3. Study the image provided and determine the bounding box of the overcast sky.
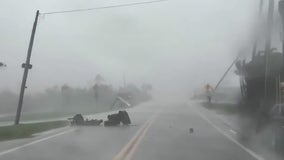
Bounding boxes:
[0,0,262,93]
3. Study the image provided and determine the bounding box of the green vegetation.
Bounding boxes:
[0,112,84,122]
[0,120,68,141]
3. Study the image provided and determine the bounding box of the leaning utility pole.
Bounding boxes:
[214,56,240,91]
[15,10,40,125]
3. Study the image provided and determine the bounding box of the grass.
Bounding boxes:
[0,112,78,122]
[200,101,239,115]
[0,120,68,141]
[0,109,110,122]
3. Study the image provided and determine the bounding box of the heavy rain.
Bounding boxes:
[0,0,283,160]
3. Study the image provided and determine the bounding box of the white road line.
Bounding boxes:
[32,126,70,136]
[0,128,75,157]
[192,108,265,160]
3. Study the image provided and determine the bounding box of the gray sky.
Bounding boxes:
[0,0,259,93]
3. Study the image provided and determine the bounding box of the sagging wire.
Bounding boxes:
[41,0,169,16]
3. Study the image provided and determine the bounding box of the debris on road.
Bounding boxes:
[104,110,131,126]
[68,114,103,126]
[69,110,131,127]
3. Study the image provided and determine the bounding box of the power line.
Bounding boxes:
[41,0,168,15]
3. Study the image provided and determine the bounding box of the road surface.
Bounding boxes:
[0,100,271,160]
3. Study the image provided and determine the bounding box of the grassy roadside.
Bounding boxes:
[200,101,239,115]
[0,112,80,122]
[0,120,68,141]
[0,109,110,122]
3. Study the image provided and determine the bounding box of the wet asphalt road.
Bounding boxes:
[0,100,262,160]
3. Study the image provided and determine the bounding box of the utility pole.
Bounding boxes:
[15,10,40,125]
[252,0,264,59]
[279,0,284,70]
[264,0,274,101]
[214,56,240,91]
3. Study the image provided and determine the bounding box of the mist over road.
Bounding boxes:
[0,100,267,160]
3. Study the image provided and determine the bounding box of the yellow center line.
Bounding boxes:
[113,116,156,160]
[125,118,155,160]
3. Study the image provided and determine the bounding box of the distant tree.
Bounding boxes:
[61,84,71,106]
[93,84,99,102]
[0,62,7,68]
[93,74,105,104]
[61,84,71,92]
[95,74,104,85]
[141,83,152,92]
